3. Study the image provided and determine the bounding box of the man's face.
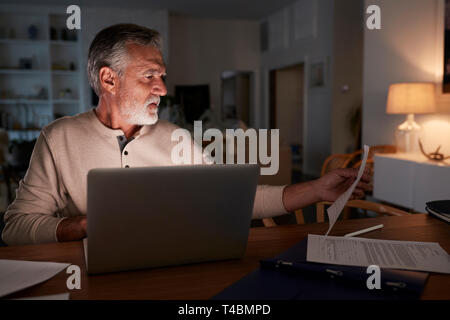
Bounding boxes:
[116,43,167,125]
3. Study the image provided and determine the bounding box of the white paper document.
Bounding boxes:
[0,260,70,298]
[325,145,369,236]
[306,234,450,274]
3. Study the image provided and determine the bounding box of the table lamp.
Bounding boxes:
[386,82,436,153]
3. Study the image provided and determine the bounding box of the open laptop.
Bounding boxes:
[83,164,259,274]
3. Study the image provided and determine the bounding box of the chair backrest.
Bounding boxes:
[321,145,396,174]
[262,144,399,227]
[320,152,360,176]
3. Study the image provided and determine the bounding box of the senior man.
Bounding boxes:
[2,24,370,246]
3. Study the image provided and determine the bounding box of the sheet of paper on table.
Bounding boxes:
[325,144,370,236]
[0,260,70,298]
[306,234,450,274]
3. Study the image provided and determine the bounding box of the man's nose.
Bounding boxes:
[152,77,167,96]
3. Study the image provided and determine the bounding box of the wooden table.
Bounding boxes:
[1,214,449,300]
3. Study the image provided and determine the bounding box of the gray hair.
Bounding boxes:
[87,24,161,96]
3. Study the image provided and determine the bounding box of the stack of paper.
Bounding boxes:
[0,260,70,298]
[307,234,450,274]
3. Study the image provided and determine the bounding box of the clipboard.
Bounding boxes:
[213,237,428,300]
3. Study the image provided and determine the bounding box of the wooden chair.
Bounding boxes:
[345,145,397,166]
[350,144,396,174]
[350,145,397,194]
[262,145,399,227]
[317,145,397,220]
[320,151,361,176]
[263,199,410,227]
[315,151,360,221]
[262,209,305,227]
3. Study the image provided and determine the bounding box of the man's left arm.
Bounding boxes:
[252,168,371,219]
[190,136,371,219]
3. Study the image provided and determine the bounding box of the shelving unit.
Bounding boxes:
[0,10,83,141]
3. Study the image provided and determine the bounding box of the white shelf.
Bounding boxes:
[374,154,450,212]
[0,10,83,137]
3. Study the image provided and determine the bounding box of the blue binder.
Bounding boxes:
[213,237,428,300]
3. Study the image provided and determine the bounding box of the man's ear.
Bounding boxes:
[99,67,118,95]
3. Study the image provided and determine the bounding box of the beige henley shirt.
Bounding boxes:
[2,109,287,245]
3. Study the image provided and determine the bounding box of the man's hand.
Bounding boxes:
[282,168,371,212]
[312,168,371,202]
[56,215,87,242]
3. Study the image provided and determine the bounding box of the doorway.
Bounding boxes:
[269,63,305,172]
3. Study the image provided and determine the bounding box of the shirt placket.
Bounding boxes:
[117,135,133,168]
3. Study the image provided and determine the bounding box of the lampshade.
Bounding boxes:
[386,83,436,114]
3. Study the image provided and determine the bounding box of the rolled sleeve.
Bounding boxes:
[252,185,288,219]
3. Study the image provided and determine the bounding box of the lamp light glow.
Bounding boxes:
[386,83,436,153]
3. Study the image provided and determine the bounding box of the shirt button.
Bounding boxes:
[119,136,124,141]
[124,151,128,155]
[125,165,130,168]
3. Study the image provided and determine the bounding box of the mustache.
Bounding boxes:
[147,96,160,106]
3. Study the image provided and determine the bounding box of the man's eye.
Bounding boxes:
[146,75,154,79]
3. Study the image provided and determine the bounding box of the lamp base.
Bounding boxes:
[395,114,421,153]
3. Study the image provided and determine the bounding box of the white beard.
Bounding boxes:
[119,96,160,125]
